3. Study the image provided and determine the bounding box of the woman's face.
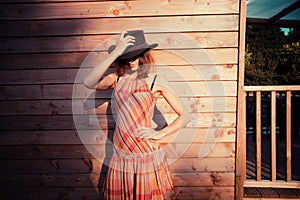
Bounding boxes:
[129,57,139,70]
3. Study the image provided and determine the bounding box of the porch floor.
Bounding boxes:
[244,133,300,199]
[244,187,300,199]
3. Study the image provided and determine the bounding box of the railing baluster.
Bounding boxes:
[244,86,300,188]
[256,91,261,181]
[286,91,292,182]
[243,91,247,183]
[271,91,277,182]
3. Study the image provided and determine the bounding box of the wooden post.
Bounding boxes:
[256,91,261,181]
[286,91,291,182]
[271,91,277,182]
[235,0,247,199]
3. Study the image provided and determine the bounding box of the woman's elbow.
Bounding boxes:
[83,79,95,89]
[183,111,191,127]
[178,109,191,128]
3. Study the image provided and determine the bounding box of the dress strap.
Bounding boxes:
[117,75,120,82]
[150,74,157,91]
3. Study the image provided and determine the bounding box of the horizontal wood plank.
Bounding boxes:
[88,112,236,129]
[0,15,239,37]
[0,115,85,131]
[0,96,237,115]
[245,85,300,92]
[165,186,234,199]
[170,157,235,172]
[0,0,115,2]
[0,32,238,53]
[0,0,239,19]
[0,65,237,85]
[0,187,105,200]
[170,142,235,158]
[0,81,237,100]
[0,142,235,159]
[0,186,234,200]
[88,96,237,115]
[173,172,235,187]
[0,157,235,173]
[0,49,238,69]
[0,128,236,145]
[0,172,235,188]
[0,52,88,69]
[0,112,236,130]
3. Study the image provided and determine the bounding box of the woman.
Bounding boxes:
[84,30,190,200]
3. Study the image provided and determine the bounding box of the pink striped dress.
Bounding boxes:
[104,72,173,200]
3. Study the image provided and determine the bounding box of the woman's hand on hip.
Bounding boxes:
[134,127,163,140]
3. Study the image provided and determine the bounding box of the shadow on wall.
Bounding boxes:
[0,2,129,200]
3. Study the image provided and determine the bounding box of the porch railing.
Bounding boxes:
[243,85,300,188]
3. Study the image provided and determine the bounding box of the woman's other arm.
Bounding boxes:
[136,76,191,140]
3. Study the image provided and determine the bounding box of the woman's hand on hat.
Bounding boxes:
[134,127,163,140]
[114,31,135,56]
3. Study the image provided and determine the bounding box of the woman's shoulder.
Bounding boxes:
[148,73,167,84]
[106,72,118,79]
[97,72,118,90]
[147,73,171,92]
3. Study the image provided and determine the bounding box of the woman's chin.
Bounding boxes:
[130,66,139,71]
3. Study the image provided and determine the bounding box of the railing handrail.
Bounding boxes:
[244,85,300,92]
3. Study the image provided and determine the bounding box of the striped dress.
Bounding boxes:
[105,72,173,200]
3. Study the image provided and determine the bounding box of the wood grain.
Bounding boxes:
[0,142,235,159]
[0,0,243,198]
[0,172,235,188]
[0,186,234,200]
[0,81,237,100]
[0,112,236,131]
[0,157,235,173]
[0,32,238,53]
[0,0,239,19]
[0,15,239,37]
[0,97,237,115]
[0,128,236,145]
[0,65,237,85]
[165,186,234,199]
[0,49,238,70]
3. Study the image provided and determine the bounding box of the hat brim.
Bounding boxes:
[108,43,158,60]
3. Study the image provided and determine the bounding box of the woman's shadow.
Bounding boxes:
[83,89,167,197]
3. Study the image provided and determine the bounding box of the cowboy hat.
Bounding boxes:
[108,30,158,60]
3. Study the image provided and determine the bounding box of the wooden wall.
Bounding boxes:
[0,0,244,199]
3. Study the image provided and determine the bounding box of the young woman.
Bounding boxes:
[84,30,190,200]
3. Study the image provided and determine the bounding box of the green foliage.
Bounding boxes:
[277,42,300,84]
[245,25,300,85]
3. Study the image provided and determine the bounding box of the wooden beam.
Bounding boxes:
[244,85,300,92]
[247,18,300,27]
[269,0,300,24]
[244,180,300,188]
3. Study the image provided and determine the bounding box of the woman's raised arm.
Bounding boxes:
[83,31,135,89]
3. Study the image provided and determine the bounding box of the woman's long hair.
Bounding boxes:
[114,50,155,78]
